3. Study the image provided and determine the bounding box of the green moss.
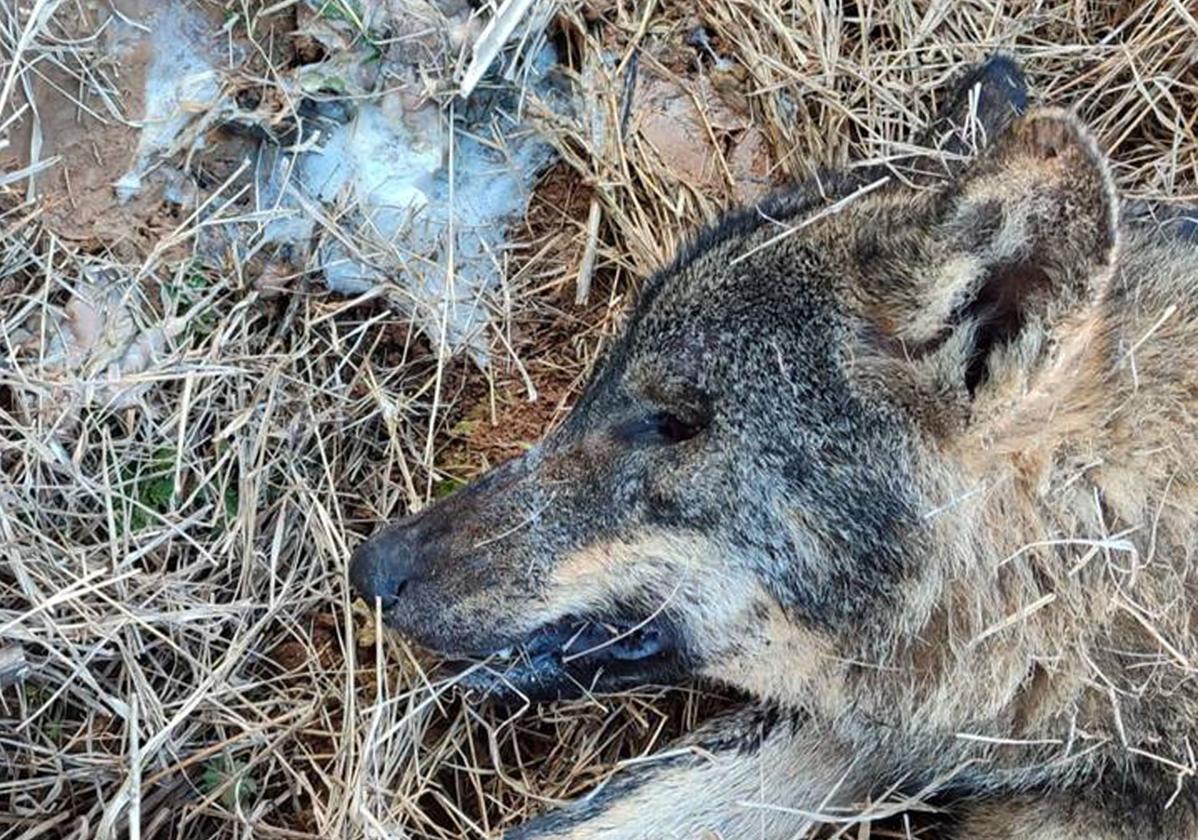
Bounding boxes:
[433,476,468,498]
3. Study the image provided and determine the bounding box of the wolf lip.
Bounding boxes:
[440,615,684,703]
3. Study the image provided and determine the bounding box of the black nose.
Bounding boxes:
[349,528,418,608]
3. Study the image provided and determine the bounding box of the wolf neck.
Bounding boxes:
[958,228,1198,499]
[909,227,1198,737]
[1076,225,1198,555]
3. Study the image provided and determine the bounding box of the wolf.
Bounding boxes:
[350,55,1198,838]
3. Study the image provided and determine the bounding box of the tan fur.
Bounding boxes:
[889,229,1198,740]
[552,533,835,696]
[955,796,1126,840]
[513,707,861,840]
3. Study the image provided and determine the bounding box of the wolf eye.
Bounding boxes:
[615,411,705,444]
[656,412,703,443]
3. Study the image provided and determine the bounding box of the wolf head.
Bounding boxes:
[350,61,1118,705]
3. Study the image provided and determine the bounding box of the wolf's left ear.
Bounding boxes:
[870,108,1118,393]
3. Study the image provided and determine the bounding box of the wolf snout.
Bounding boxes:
[349,525,422,609]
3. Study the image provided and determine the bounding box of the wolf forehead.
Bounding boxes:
[617,208,856,379]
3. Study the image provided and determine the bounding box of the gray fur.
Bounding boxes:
[350,57,1198,838]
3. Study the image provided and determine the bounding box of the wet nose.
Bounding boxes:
[349,527,419,608]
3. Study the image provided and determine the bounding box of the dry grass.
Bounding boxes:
[1,0,1196,838]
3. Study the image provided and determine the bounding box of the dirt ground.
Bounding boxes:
[1,0,1196,838]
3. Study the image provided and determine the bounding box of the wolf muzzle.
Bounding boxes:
[349,522,421,609]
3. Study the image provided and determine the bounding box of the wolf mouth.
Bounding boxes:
[440,614,686,703]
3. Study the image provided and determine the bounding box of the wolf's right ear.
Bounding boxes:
[860,108,1118,396]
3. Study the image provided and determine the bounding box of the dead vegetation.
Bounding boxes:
[1,0,1195,837]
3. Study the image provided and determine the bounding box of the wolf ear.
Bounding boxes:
[905,54,1029,184]
[870,108,1118,395]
